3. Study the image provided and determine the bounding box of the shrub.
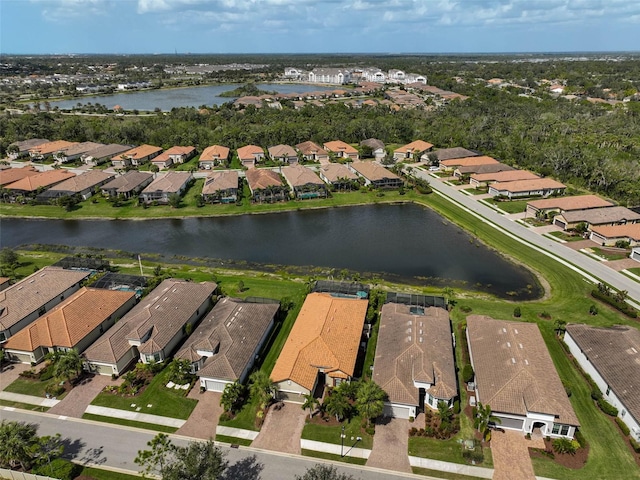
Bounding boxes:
[45,383,65,397]
[460,305,472,313]
[589,304,598,315]
[513,306,521,318]
[591,289,638,318]
[32,458,82,480]
[552,437,577,455]
[462,364,474,383]
[462,448,484,464]
[409,427,418,436]
[574,430,587,448]
[562,381,572,397]
[631,437,640,453]
[591,389,603,401]
[597,398,619,417]
[453,400,461,415]
[616,417,630,436]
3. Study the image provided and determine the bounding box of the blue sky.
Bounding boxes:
[2,0,639,54]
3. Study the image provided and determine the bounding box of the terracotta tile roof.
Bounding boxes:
[0,267,90,333]
[4,288,135,352]
[29,140,77,156]
[268,144,297,158]
[112,144,163,161]
[323,140,358,155]
[200,145,230,162]
[295,141,328,157]
[245,169,284,191]
[175,297,279,382]
[202,171,239,195]
[395,140,434,154]
[491,178,566,194]
[101,171,153,194]
[467,315,579,426]
[237,145,264,160]
[0,166,39,186]
[527,195,615,212]
[440,156,499,168]
[164,146,195,156]
[319,163,358,183]
[4,170,76,192]
[590,223,640,241]
[61,142,104,157]
[47,170,115,194]
[559,206,640,225]
[271,293,368,390]
[374,304,456,407]
[350,161,401,182]
[566,324,640,427]
[141,172,192,194]
[281,165,324,188]
[471,170,539,183]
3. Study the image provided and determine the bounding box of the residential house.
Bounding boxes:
[245,168,288,203]
[139,172,193,205]
[526,195,615,220]
[632,247,640,262]
[268,145,298,164]
[281,165,327,199]
[36,170,115,202]
[7,139,49,159]
[82,144,131,166]
[393,140,434,162]
[388,69,406,82]
[54,142,104,164]
[466,315,580,439]
[431,147,478,162]
[199,145,230,169]
[589,224,640,246]
[4,288,135,365]
[111,144,162,168]
[284,67,306,80]
[318,163,359,190]
[176,297,279,392]
[151,146,196,169]
[3,170,76,197]
[439,156,499,172]
[360,138,386,160]
[349,161,403,188]
[455,163,514,177]
[0,266,90,343]
[28,140,78,161]
[0,166,39,187]
[488,178,566,199]
[565,324,640,441]
[373,303,457,419]
[324,140,359,160]
[0,278,10,292]
[201,170,239,204]
[553,206,640,231]
[237,145,265,168]
[101,171,154,198]
[271,292,368,401]
[83,279,217,376]
[469,170,539,188]
[308,68,352,84]
[295,141,329,163]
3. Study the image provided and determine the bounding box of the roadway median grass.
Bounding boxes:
[81,413,178,434]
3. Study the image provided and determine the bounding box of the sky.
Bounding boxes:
[1,0,639,55]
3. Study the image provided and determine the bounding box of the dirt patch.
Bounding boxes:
[529,438,589,470]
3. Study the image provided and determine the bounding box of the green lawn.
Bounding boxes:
[412,467,487,480]
[0,399,50,412]
[81,413,178,434]
[408,436,493,468]
[301,449,367,465]
[4,375,68,400]
[76,466,143,480]
[301,417,374,451]
[592,247,630,261]
[461,187,488,196]
[547,230,585,242]
[214,435,252,446]
[482,198,528,214]
[628,267,640,276]
[90,367,197,420]
[218,396,261,432]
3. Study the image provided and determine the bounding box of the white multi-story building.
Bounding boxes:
[308,68,352,85]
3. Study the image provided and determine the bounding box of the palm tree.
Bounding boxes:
[473,402,500,440]
[324,389,351,422]
[220,381,244,414]
[53,349,84,384]
[302,393,319,419]
[355,380,386,427]
[249,370,276,409]
[0,420,40,470]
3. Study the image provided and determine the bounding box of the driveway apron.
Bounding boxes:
[366,417,412,473]
[175,390,222,440]
[251,401,307,454]
[490,430,543,480]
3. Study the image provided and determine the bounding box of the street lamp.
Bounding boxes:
[340,425,346,457]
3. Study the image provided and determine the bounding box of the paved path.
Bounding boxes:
[0,391,59,408]
[49,374,118,418]
[491,430,543,480]
[366,417,412,473]
[84,405,186,428]
[251,401,307,454]
[175,390,221,439]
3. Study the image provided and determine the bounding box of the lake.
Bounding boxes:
[0,204,541,299]
[46,83,338,111]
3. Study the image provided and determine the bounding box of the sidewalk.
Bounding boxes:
[84,405,186,428]
[49,374,118,418]
[0,391,60,408]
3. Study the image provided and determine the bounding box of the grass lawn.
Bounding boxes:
[214,435,252,446]
[76,466,143,479]
[4,375,68,400]
[628,267,640,276]
[547,230,585,242]
[301,449,367,465]
[301,417,374,451]
[592,247,630,261]
[218,396,261,431]
[408,436,493,468]
[412,467,486,480]
[0,399,50,412]
[90,367,197,420]
[483,198,528,214]
[461,187,488,196]
[81,413,178,434]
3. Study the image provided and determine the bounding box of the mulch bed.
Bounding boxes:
[307,412,342,427]
[528,437,589,469]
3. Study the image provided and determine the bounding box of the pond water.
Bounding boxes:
[45,83,337,111]
[0,204,541,299]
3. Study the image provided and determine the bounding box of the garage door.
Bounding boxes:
[554,218,566,230]
[383,403,412,419]
[205,379,227,392]
[496,416,524,430]
[8,352,32,364]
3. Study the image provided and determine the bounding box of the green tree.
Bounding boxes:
[324,388,352,422]
[473,402,500,440]
[356,380,386,427]
[134,433,176,479]
[56,194,80,211]
[163,439,227,480]
[220,381,245,414]
[302,393,319,419]
[249,370,276,409]
[295,464,355,480]
[0,420,40,470]
[437,400,453,428]
[53,349,84,383]
[33,433,64,475]
[167,193,182,208]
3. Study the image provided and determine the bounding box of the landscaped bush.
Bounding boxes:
[513,306,521,318]
[460,305,472,313]
[32,458,82,480]
[462,364,474,384]
[630,437,640,453]
[597,398,619,417]
[462,448,484,464]
[616,417,630,436]
[591,289,638,318]
[38,363,55,381]
[19,369,38,379]
[45,383,65,397]
[453,400,460,415]
[552,437,578,455]
[574,429,587,449]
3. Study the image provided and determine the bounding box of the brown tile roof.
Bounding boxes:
[491,178,566,194]
[61,142,104,157]
[4,288,134,352]
[47,170,115,194]
[245,168,284,191]
[590,223,640,241]
[471,170,539,183]
[0,167,39,186]
[101,171,153,194]
[202,171,239,195]
[10,139,49,152]
[82,144,131,161]
[200,145,230,162]
[84,279,217,364]
[319,163,358,183]
[4,170,76,192]
[271,293,368,390]
[0,267,91,333]
[467,315,579,426]
[268,144,297,158]
[141,172,192,194]
[164,146,195,156]
[395,140,434,154]
[360,138,385,150]
[112,144,163,161]
[323,140,358,155]
[457,163,514,175]
[296,141,328,157]
[237,145,264,160]
[566,324,640,427]
[281,165,324,188]
[527,195,615,212]
[559,206,640,225]
[440,156,499,168]
[29,140,77,156]
[374,304,456,407]
[176,297,279,382]
[432,147,478,161]
[350,161,401,182]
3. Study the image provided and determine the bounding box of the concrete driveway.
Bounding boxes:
[490,429,543,480]
[366,417,411,473]
[176,390,222,440]
[251,401,307,454]
[0,362,30,391]
[49,374,120,418]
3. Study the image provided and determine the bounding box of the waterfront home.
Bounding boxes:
[111,144,162,168]
[360,138,386,160]
[271,292,368,402]
[589,223,640,246]
[176,297,279,392]
[268,144,298,164]
[245,168,288,203]
[199,145,230,169]
[323,140,359,160]
[295,141,329,163]
[0,267,90,343]
[28,140,77,161]
[349,161,403,189]
[101,171,154,198]
[139,172,193,205]
[374,303,456,419]
[36,170,115,202]
[488,178,566,199]
[526,195,615,219]
[466,315,579,439]
[82,144,131,166]
[281,165,327,199]
[4,288,135,365]
[393,140,434,162]
[308,68,352,84]
[54,142,104,164]
[7,139,49,159]
[318,163,360,190]
[84,279,217,376]
[201,170,239,204]
[237,145,265,168]
[553,206,640,231]
[0,166,39,187]
[3,170,76,198]
[469,170,539,188]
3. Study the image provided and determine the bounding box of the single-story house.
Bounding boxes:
[0,277,10,292]
[0,266,90,343]
[455,163,514,177]
[393,140,434,162]
[175,297,279,392]
[373,303,457,419]
[632,247,640,262]
[360,138,386,160]
[565,324,640,441]
[268,145,298,164]
[526,195,615,219]
[295,141,329,163]
[82,144,131,166]
[7,139,49,159]
[553,206,640,231]
[201,170,239,204]
[36,170,115,202]
[439,156,499,172]
[271,292,368,402]
[3,170,76,197]
[469,170,539,188]
[4,288,135,365]
[281,165,327,199]
[245,168,288,203]
[0,166,39,187]
[318,163,359,190]
[431,147,478,162]
[101,171,154,198]
[324,140,359,160]
[111,144,163,168]
[589,224,640,247]
[349,161,403,189]
[83,279,217,376]
[237,145,265,168]
[28,140,78,161]
[466,315,580,439]
[54,142,104,164]
[139,172,193,204]
[199,145,230,169]
[150,146,196,169]
[488,178,566,199]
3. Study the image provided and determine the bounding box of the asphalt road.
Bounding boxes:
[413,168,640,307]
[0,409,433,480]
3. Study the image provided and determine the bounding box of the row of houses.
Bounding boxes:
[284,67,427,86]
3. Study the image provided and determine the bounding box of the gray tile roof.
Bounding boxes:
[141,172,192,195]
[434,147,479,161]
[47,170,115,194]
[83,144,131,161]
[560,206,640,225]
[201,171,238,195]
[101,171,154,194]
